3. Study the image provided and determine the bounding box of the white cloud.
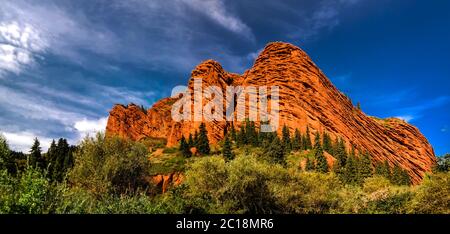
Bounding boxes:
[395,115,415,123]
[2,131,53,152]
[0,21,46,75]
[180,0,253,39]
[74,117,108,139]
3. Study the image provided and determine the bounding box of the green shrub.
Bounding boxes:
[68,133,150,196]
[408,172,450,214]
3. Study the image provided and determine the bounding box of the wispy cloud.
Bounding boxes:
[180,0,253,39]
[393,96,450,122]
[395,115,415,123]
[286,0,362,40]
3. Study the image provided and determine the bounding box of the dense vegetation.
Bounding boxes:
[0,124,448,214]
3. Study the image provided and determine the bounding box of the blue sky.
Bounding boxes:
[0,0,449,155]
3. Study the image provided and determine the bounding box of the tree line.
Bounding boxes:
[0,135,75,182]
[178,121,412,186]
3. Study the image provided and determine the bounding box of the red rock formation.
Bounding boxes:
[106,42,436,184]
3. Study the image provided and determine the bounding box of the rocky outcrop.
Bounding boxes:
[106,42,436,184]
[151,172,184,193]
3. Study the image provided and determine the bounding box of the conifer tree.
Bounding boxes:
[282,125,291,152]
[179,135,191,158]
[375,160,392,179]
[197,123,210,155]
[237,125,246,146]
[391,164,411,186]
[322,132,332,154]
[46,139,57,177]
[292,129,301,151]
[266,136,285,165]
[188,133,194,147]
[304,126,312,150]
[343,154,359,184]
[230,124,237,143]
[222,135,234,161]
[315,146,329,173]
[313,131,321,150]
[0,134,13,173]
[193,130,199,147]
[358,151,373,182]
[335,138,347,169]
[305,157,315,171]
[29,137,43,169]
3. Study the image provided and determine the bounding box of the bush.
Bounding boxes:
[0,168,54,214]
[408,172,450,214]
[274,172,342,214]
[68,133,151,196]
[184,156,284,214]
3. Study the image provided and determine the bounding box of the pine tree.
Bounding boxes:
[63,146,75,173]
[358,151,373,182]
[197,123,210,155]
[230,124,237,143]
[315,146,329,173]
[292,129,301,151]
[343,155,359,184]
[29,137,43,169]
[282,125,291,152]
[222,135,234,161]
[305,157,315,171]
[313,131,321,150]
[237,125,246,146]
[187,133,194,148]
[179,135,191,158]
[391,164,411,186]
[375,160,391,179]
[53,138,69,181]
[0,134,14,173]
[266,136,285,165]
[305,126,312,150]
[322,132,332,154]
[334,138,347,171]
[246,121,259,146]
[46,139,57,177]
[193,131,199,147]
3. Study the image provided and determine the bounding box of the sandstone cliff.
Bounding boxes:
[106,42,436,184]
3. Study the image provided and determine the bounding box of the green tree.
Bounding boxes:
[29,138,44,169]
[282,125,291,152]
[305,157,315,171]
[333,138,347,173]
[391,164,411,186]
[222,135,234,161]
[46,140,57,179]
[197,123,210,155]
[343,155,358,184]
[313,131,321,150]
[179,135,191,158]
[375,160,391,179]
[358,151,373,182]
[0,134,14,173]
[69,133,150,196]
[237,125,247,146]
[315,146,328,173]
[230,124,237,143]
[265,136,285,165]
[292,129,301,151]
[304,126,312,150]
[322,132,332,154]
[187,133,194,147]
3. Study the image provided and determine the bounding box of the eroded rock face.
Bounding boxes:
[106,42,436,184]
